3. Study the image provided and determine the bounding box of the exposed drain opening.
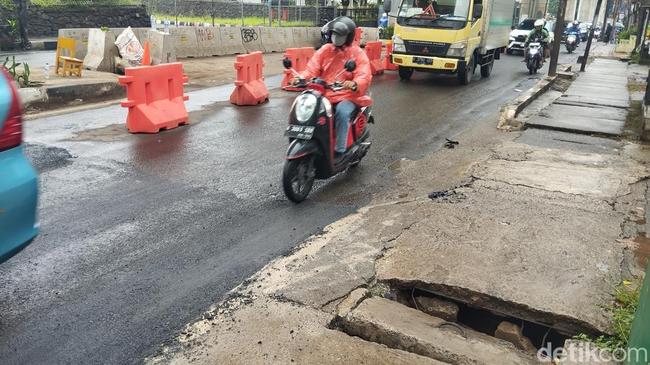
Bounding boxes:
[397,287,570,355]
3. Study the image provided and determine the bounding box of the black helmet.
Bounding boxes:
[329,16,357,47]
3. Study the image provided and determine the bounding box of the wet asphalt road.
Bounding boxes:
[0,51,578,364]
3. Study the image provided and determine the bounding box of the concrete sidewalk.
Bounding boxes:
[145,57,649,364]
[527,58,629,135]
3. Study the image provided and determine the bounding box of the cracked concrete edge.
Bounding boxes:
[497,64,573,131]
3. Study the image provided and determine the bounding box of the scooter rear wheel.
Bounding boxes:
[283,156,316,203]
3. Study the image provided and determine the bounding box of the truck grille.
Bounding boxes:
[515,35,527,42]
[403,40,449,57]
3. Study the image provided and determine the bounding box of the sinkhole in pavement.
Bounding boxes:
[395,286,570,353]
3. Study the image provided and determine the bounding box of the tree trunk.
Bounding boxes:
[15,0,30,49]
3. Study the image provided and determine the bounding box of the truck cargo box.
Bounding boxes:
[480,0,516,51]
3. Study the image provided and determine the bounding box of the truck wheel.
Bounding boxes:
[398,67,413,81]
[480,59,493,78]
[458,56,473,85]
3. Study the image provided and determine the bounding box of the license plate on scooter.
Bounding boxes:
[285,125,315,140]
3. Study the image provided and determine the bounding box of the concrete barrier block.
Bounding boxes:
[58,28,90,60]
[196,26,222,57]
[291,27,310,48]
[360,27,379,46]
[83,28,119,72]
[219,26,247,55]
[260,27,277,53]
[277,27,294,52]
[170,27,201,58]
[241,26,265,53]
[147,29,177,64]
[306,27,322,48]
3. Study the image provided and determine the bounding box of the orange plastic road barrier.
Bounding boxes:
[142,41,151,66]
[281,47,315,91]
[365,41,384,75]
[230,51,269,106]
[353,28,362,47]
[118,63,189,133]
[383,40,398,71]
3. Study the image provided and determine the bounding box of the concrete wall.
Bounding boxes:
[150,0,335,23]
[0,5,150,37]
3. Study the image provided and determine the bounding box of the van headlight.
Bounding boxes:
[293,93,318,123]
[447,41,466,57]
[392,35,406,52]
[509,36,515,41]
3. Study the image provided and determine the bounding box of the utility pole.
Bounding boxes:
[579,0,603,71]
[549,0,568,76]
[600,0,611,40]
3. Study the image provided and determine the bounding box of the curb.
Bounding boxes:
[497,64,572,131]
[19,81,124,112]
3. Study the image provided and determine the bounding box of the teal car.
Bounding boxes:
[0,67,38,263]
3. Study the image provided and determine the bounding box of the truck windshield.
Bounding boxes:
[397,0,470,29]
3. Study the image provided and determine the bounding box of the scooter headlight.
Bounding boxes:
[293,93,318,123]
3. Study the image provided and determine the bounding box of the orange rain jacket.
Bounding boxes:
[300,43,373,107]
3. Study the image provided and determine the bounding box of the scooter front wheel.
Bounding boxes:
[283,156,316,203]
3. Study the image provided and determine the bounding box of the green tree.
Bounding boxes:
[547,0,558,15]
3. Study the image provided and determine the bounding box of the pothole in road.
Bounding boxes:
[67,123,128,142]
[24,143,75,172]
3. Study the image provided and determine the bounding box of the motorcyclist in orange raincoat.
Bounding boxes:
[293,16,372,161]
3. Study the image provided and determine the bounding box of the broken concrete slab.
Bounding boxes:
[336,288,369,318]
[527,103,627,136]
[147,297,444,365]
[377,142,648,336]
[515,129,624,155]
[376,179,623,335]
[473,142,647,200]
[253,202,435,310]
[338,297,538,365]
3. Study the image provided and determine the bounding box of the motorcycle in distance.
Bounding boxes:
[281,58,373,203]
[525,38,544,74]
[565,31,579,53]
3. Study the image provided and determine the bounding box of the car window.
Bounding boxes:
[0,71,12,130]
[518,19,536,30]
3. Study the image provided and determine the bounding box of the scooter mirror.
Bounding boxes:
[282,58,293,69]
[344,59,356,72]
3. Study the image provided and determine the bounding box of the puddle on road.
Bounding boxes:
[633,235,650,269]
[67,123,128,142]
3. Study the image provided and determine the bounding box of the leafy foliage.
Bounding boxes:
[574,280,641,354]
[3,56,31,87]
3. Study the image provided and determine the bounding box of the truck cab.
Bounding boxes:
[384,0,515,84]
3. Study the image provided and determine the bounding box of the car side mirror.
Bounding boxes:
[344,59,356,72]
[473,4,483,19]
[383,0,392,13]
[283,58,292,69]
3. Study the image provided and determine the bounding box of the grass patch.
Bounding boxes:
[574,280,641,353]
[153,14,314,27]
